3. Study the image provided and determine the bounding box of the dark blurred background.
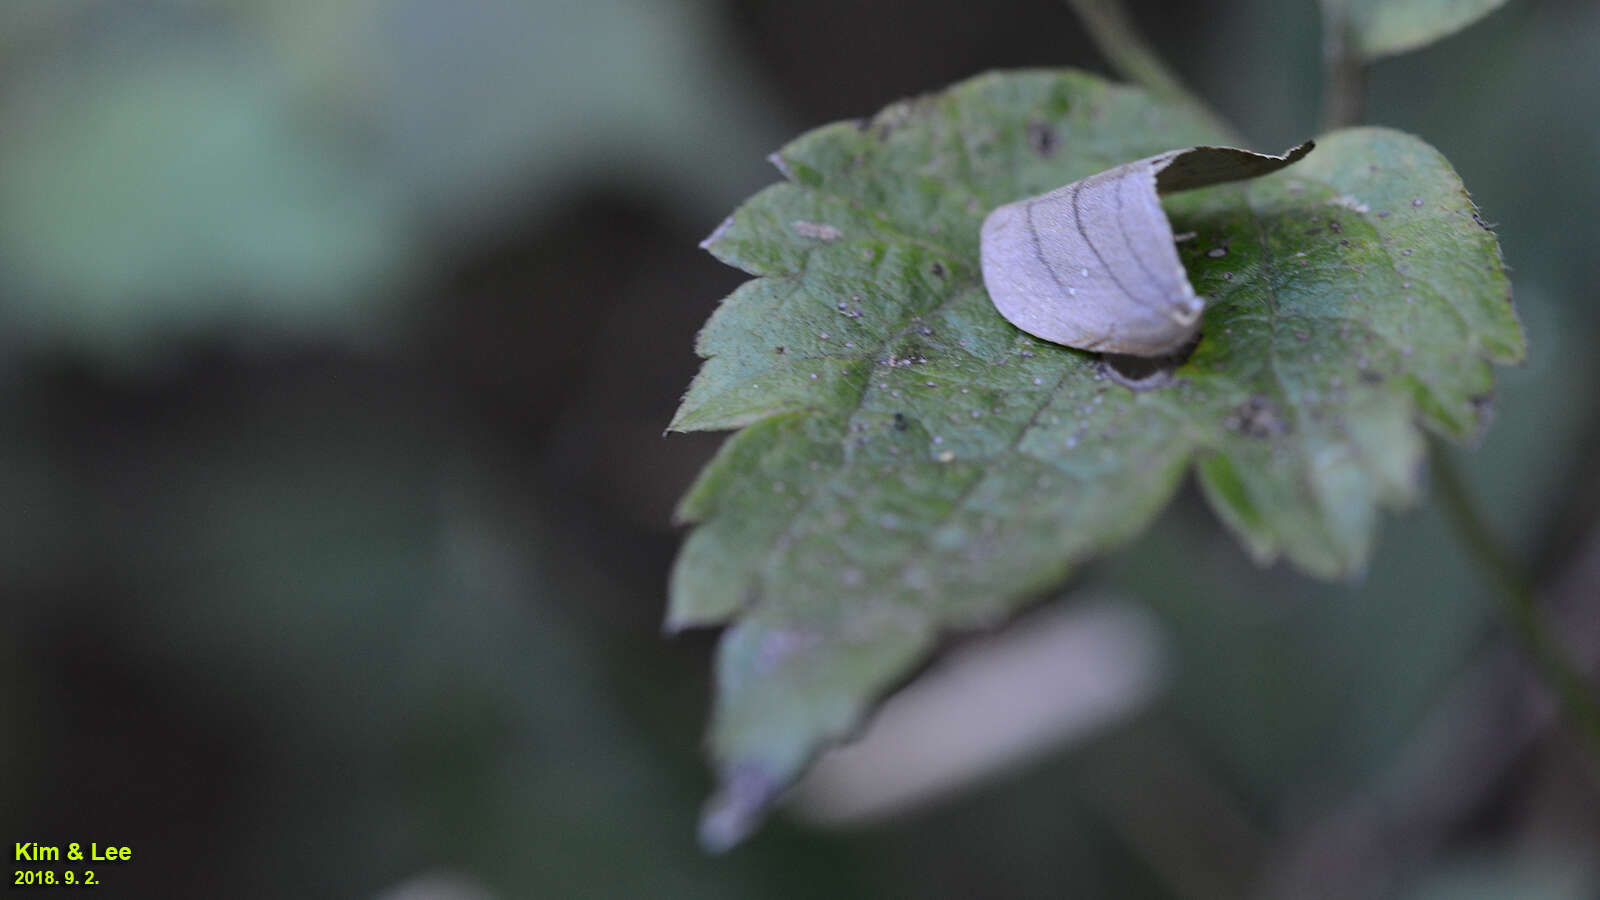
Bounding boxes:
[4,1,1597,897]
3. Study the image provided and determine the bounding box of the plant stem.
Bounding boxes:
[1432,441,1600,756]
[1059,0,1239,142]
[1320,0,1367,129]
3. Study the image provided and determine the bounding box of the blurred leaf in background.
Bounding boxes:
[0,7,412,356]
[1342,0,1512,60]
[0,0,786,360]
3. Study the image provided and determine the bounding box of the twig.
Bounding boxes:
[1059,0,1239,142]
[1319,0,1367,129]
[1432,441,1600,756]
[1077,719,1267,900]
[1258,503,1600,899]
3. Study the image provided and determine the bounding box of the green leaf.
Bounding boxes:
[1341,0,1512,60]
[669,69,1523,846]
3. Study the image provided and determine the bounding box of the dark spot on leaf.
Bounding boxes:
[882,350,928,367]
[1359,370,1384,385]
[1472,393,1496,424]
[931,262,947,278]
[1027,120,1059,157]
[894,412,909,431]
[775,346,786,354]
[1328,220,1342,233]
[1099,336,1197,391]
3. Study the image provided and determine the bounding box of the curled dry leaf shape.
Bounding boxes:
[980,141,1314,356]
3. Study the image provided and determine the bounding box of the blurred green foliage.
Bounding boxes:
[0,0,784,359]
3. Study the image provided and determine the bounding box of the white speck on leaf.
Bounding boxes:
[1327,194,1369,213]
[792,220,843,240]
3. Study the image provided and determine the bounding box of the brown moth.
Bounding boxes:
[980,141,1314,357]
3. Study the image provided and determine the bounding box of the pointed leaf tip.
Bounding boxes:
[697,766,782,853]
